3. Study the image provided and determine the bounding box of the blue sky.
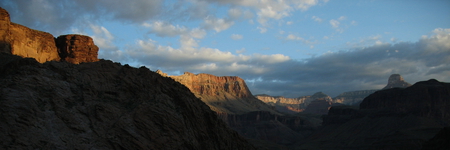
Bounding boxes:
[1,0,449,97]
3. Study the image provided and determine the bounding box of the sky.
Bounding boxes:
[1,0,449,97]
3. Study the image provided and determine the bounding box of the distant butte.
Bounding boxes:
[382,74,412,90]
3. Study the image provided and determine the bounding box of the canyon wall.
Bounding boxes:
[159,71,278,115]
[0,53,256,150]
[332,89,377,105]
[0,7,98,64]
[299,79,450,149]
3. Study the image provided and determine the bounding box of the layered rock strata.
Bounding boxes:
[0,7,98,64]
[0,53,256,150]
[159,71,278,115]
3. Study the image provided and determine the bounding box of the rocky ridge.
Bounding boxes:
[0,7,98,64]
[158,71,278,115]
[0,7,256,149]
[299,79,450,149]
[0,53,256,150]
[332,89,377,105]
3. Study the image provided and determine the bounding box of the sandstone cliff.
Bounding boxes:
[0,7,98,64]
[255,94,305,114]
[56,34,99,64]
[159,71,278,115]
[0,53,256,150]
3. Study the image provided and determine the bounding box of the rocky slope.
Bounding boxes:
[298,79,450,149]
[158,71,278,115]
[0,53,256,150]
[0,7,98,64]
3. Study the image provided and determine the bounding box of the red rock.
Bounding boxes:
[160,71,278,115]
[56,34,99,64]
[0,7,99,64]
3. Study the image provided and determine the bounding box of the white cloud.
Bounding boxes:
[329,19,340,28]
[202,16,235,32]
[257,26,268,33]
[286,34,304,40]
[312,16,323,23]
[231,34,243,40]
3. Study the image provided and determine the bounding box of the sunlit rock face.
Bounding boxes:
[56,34,99,64]
[0,7,98,64]
[0,53,256,150]
[255,94,305,114]
[159,71,278,115]
[0,7,59,63]
[382,74,412,90]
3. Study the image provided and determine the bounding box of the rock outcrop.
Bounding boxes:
[255,94,305,114]
[0,53,256,150]
[297,79,450,149]
[303,99,332,115]
[361,79,450,122]
[56,34,99,64]
[382,74,412,90]
[0,7,98,64]
[332,89,377,105]
[159,71,277,115]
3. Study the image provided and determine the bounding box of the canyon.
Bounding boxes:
[1,6,449,150]
[0,7,255,150]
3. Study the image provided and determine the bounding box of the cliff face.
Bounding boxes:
[0,53,256,150]
[332,90,377,105]
[299,79,450,149]
[382,74,412,90]
[0,7,98,64]
[361,79,450,122]
[160,71,277,115]
[56,34,99,64]
[255,95,305,105]
[255,95,306,114]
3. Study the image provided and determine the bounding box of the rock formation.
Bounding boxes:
[332,89,377,105]
[297,79,450,149]
[255,94,305,114]
[159,71,278,115]
[56,34,99,64]
[361,79,450,122]
[0,7,98,64]
[382,74,412,90]
[303,99,332,115]
[0,53,256,150]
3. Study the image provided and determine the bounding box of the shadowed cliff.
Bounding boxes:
[0,53,256,150]
[297,79,450,150]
